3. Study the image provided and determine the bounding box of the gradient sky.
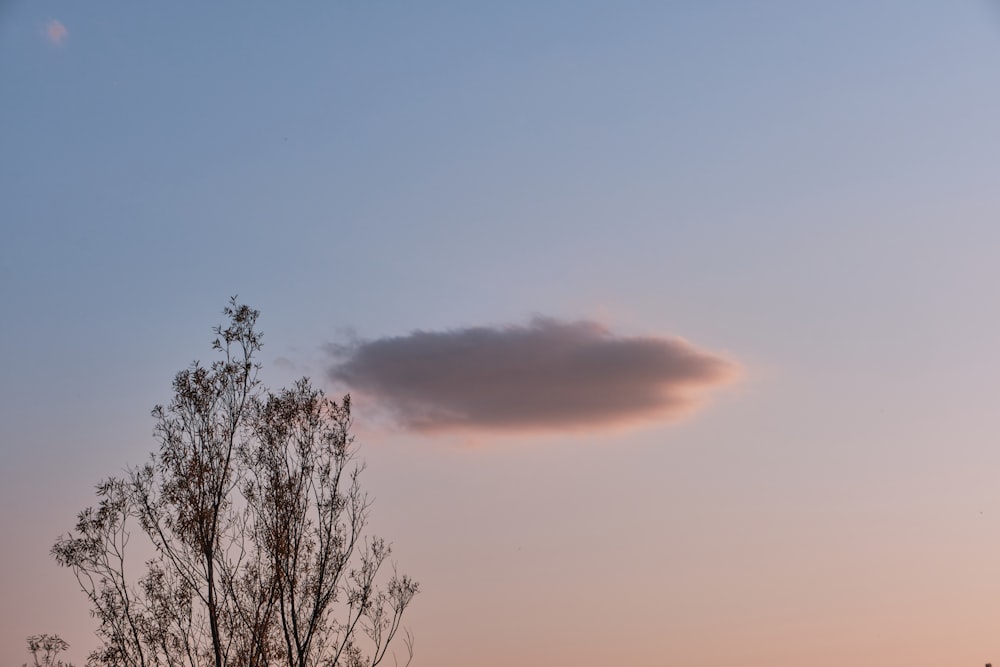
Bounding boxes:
[4,2,1000,666]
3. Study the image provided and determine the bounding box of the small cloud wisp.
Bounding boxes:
[327,318,739,435]
[46,20,68,44]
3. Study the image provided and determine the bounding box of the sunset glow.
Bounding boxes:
[3,3,1000,666]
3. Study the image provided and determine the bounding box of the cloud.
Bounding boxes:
[273,356,297,372]
[326,318,739,435]
[46,20,68,44]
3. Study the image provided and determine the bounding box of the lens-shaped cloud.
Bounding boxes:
[327,318,739,434]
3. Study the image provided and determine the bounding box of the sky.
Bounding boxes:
[3,2,1000,665]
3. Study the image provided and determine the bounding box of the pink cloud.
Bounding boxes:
[46,20,68,45]
[327,318,740,435]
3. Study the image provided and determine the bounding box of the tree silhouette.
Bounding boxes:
[53,300,417,667]
[23,634,74,667]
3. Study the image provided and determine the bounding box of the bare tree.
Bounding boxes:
[23,634,75,667]
[53,299,417,667]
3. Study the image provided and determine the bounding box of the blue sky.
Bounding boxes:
[4,2,1000,665]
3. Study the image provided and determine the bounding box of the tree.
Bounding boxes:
[53,300,418,667]
[23,634,75,667]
